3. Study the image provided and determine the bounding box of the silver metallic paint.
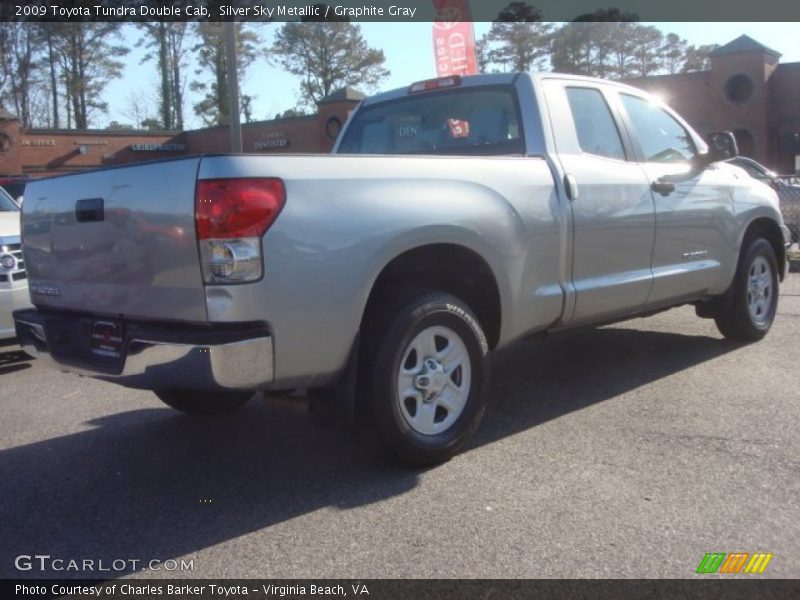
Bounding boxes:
[18,73,788,391]
[21,158,208,322]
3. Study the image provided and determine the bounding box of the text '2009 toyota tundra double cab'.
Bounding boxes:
[15,73,792,465]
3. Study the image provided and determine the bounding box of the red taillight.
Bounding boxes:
[195,178,285,240]
[408,75,462,94]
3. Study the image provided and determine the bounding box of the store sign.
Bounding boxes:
[20,139,56,146]
[75,140,108,146]
[254,139,290,150]
[254,132,290,151]
[130,143,185,151]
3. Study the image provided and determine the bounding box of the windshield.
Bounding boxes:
[338,86,525,156]
[0,187,19,212]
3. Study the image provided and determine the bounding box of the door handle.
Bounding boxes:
[651,180,675,196]
[564,174,579,201]
[75,197,104,222]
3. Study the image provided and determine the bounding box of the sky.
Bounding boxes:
[103,22,800,131]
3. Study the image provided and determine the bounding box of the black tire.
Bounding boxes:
[714,237,779,342]
[356,291,489,466]
[155,389,254,415]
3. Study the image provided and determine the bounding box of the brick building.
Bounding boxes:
[626,35,800,174]
[2,36,799,178]
[0,87,364,179]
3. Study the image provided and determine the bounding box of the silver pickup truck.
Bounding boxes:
[14,73,792,465]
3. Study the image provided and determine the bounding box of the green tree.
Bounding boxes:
[0,23,42,128]
[241,94,254,123]
[137,21,190,130]
[55,23,129,128]
[475,37,490,73]
[661,33,688,75]
[106,120,133,131]
[274,108,307,119]
[551,23,600,76]
[682,44,719,72]
[479,2,553,73]
[36,23,63,128]
[629,25,664,77]
[191,22,259,127]
[551,11,639,79]
[140,118,163,131]
[271,21,389,109]
[607,22,639,78]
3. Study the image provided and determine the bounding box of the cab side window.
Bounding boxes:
[565,87,626,161]
[620,94,696,163]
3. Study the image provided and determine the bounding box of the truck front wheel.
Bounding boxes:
[155,390,253,415]
[357,292,490,466]
[714,236,780,341]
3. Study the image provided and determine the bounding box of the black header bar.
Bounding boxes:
[2,0,800,22]
[4,579,800,600]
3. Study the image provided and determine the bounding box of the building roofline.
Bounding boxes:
[20,113,319,137]
[317,87,366,105]
[623,71,711,83]
[185,114,317,135]
[710,34,781,58]
[23,127,183,136]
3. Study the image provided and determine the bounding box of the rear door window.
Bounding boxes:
[565,87,626,161]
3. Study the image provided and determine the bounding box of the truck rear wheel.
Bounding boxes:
[155,390,254,415]
[357,291,489,466]
[714,236,779,342]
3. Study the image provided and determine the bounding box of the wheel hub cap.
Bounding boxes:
[396,325,472,436]
[747,255,773,325]
[414,359,448,401]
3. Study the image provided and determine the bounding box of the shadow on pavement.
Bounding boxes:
[475,324,734,446]
[0,348,33,377]
[0,324,737,578]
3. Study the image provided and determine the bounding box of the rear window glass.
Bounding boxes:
[338,87,524,156]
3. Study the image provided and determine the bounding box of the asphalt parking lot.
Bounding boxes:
[1,274,798,580]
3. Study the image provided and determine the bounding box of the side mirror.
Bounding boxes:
[704,131,739,163]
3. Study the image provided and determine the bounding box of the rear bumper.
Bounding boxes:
[13,309,273,391]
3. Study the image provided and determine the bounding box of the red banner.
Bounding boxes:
[432,0,477,138]
[432,0,478,77]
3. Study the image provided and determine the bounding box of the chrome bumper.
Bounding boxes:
[14,311,273,391]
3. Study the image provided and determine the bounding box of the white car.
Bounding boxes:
[0,187,31,341]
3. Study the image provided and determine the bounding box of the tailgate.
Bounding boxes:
[22,158,207,322]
